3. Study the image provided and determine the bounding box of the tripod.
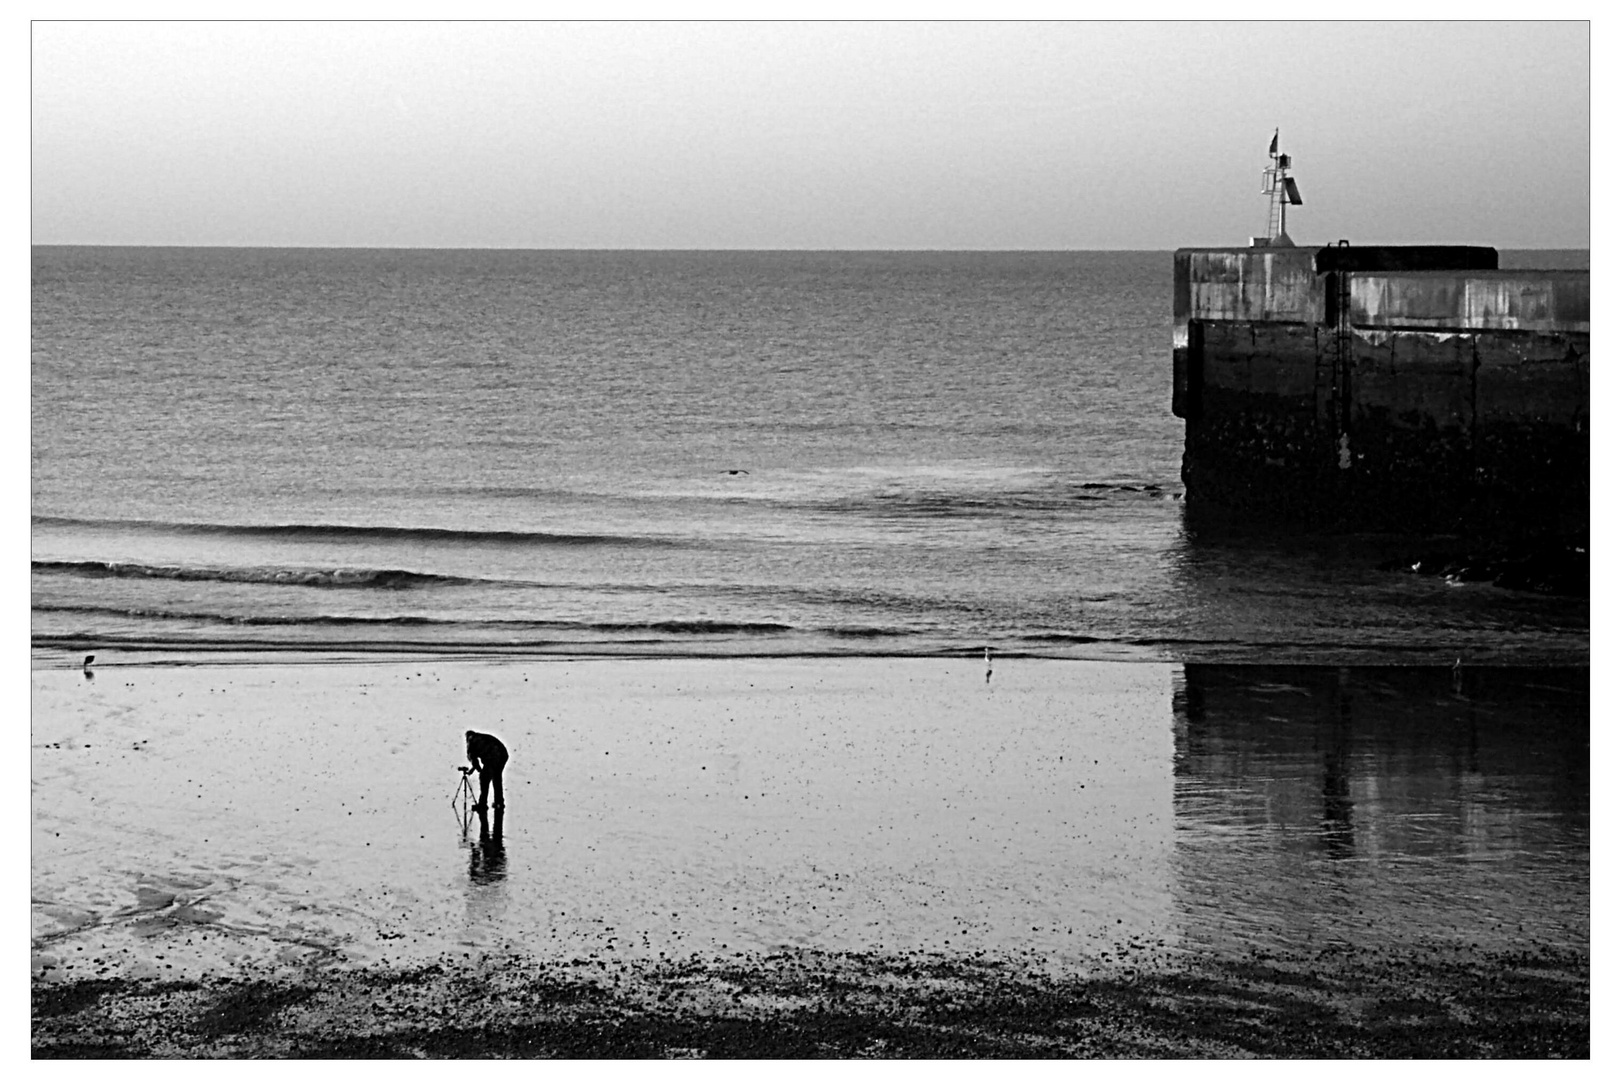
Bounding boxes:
[451,766,478,821]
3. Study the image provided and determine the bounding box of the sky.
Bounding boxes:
[30,20,1592,249]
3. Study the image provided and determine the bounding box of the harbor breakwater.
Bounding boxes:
[1171,245,1588,547]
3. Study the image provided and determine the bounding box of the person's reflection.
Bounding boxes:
[469,804,506,885]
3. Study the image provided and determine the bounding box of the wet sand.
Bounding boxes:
[31,656,1589,1057]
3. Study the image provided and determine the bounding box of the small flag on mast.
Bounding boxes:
[1269,129,1279,155]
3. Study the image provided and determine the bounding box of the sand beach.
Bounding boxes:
[30,654,1588,1057]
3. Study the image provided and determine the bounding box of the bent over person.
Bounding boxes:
[464,729,509,812]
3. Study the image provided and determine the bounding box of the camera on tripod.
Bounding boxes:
[452,765,478,813]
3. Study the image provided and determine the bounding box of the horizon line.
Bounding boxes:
[29,242,1593,253]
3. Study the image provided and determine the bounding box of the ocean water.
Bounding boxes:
[31,247,1587,663]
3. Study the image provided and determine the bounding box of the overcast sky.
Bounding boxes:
[30,21,1591,249]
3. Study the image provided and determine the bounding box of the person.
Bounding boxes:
[464,729,508,812]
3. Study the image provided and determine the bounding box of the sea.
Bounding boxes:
[31,246,1587,666]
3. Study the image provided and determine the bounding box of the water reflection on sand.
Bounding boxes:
[459,804,509,950]
[29,658,1586,984]
[1172,665,1588,954]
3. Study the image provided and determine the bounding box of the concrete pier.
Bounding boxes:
[1172,245,1588,541]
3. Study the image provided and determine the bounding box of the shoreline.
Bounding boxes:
[32,645,1594,670]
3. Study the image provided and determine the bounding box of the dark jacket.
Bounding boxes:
[465,731,508,774]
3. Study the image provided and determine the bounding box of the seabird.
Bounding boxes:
[83,654,94,668]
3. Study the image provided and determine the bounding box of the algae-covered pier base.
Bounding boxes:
[1172,245,1588,544]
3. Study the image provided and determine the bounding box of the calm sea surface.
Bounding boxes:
[30,247,1587,664]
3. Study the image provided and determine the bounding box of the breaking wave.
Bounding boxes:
[32,515,681,548]
[33,560,477,590]
[32,602,795,636]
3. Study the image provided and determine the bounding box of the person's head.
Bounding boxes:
[465,730,476,746]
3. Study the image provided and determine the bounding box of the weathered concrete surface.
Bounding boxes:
[1174,248,1323,328]
[1173,246,1588,542]
[1348,272,1590,332]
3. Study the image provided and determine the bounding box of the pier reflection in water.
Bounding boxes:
[1170,664,1588,956]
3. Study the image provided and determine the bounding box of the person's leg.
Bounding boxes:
[491,767,504,810]
[477,769,491,811]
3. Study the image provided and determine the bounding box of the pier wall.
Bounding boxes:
[1173,247,1588,540]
